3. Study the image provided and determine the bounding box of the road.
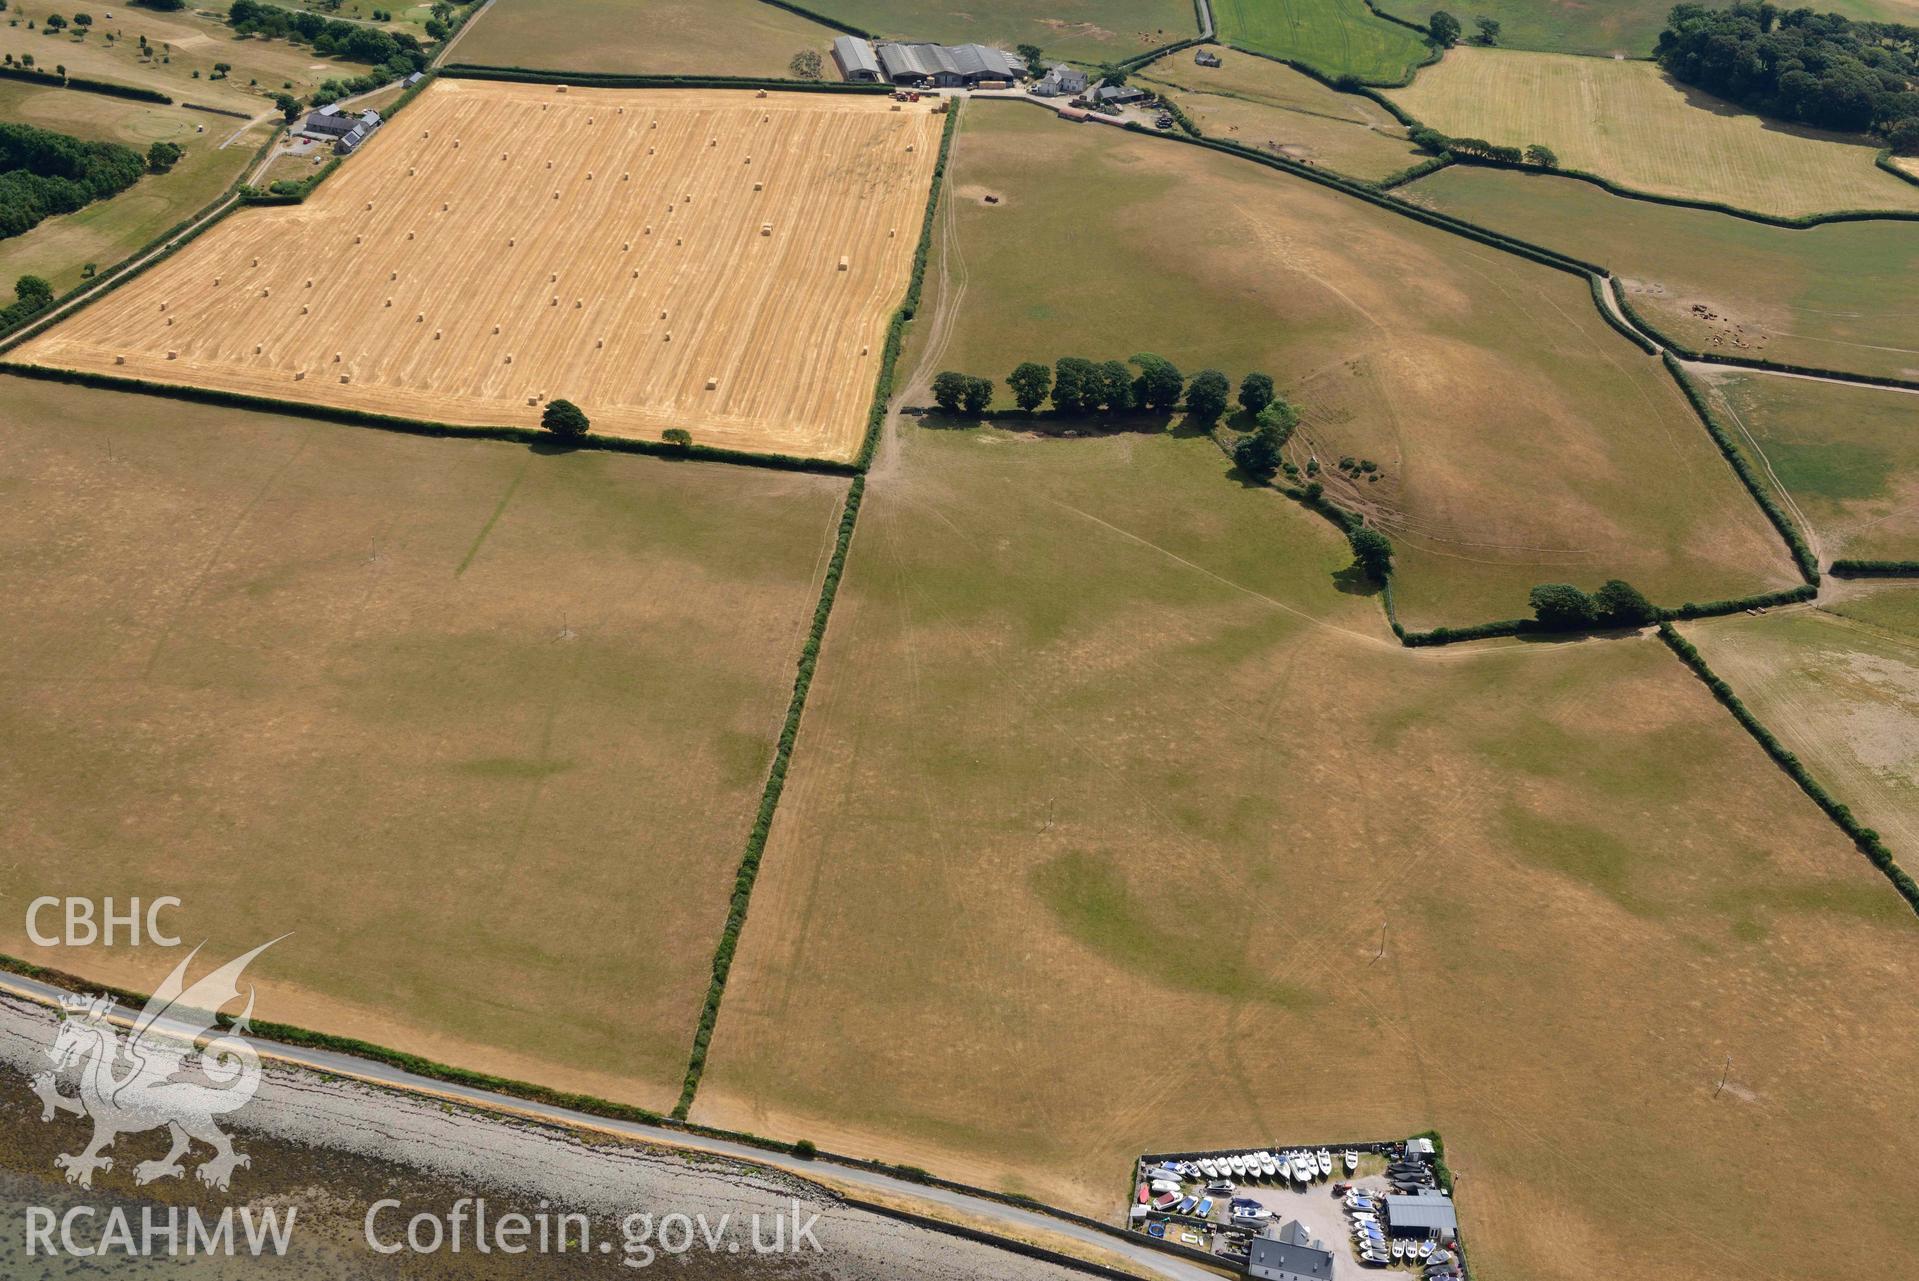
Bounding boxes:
[0,969,1220,1281]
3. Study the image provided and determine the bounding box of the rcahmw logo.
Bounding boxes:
[27,1204,297,1259]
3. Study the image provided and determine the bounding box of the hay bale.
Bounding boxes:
[159,301,167,311]
[254,344,263,354]
[574,299,582,308]
[622,172,630,182]
[302,305,310,314]
[754,181,763,191]
[114,355,126,365]
[366,200,374,210]
[509,237,516,246]
[839,256,849,271]
[390,270,399,281]
[333,352,342,362]
[213,276,221,286]
[675,237,682,246]
[505,354,514,364]
[166,351,178,360]
[434,329,442,339]
[556,84,568,93]
[664,332,671,342]
[596,337,604,349]
[305,279,313,288]
[493,324,501,334]
[416,313,425,322]
[251,257,259,267]
[550,272,559,282]
[165,316,174,325]
[406,231,415,240]
[551,296,559,306]
[385,298,393,307]
[442,201,449,211]
[705,377,717,389]
[294,371,306,381]
[761,223,772,236]
[340,374,351,384]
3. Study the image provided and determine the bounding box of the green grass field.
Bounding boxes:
[1388,48,1919,218]
[908,101,1794,627]
[1685,596,1919,855]
[1214,0,1433,84]
[0,82,268,307]
[1400,165,1919,383]
[0,376,847,1114]
[796,0,1197,65]
[1135,45,1423,180]
[454,0,838,77]
[694,421,1919,1281]
[1377,0,1919,56]
[1693,372,1919,566]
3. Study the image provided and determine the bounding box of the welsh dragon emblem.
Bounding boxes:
[29,939,281,1190]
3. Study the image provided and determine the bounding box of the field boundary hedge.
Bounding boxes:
[1878,149,1919,188]
[1221,40,1435,102]
[0,63,172,103]
[0,362,858,474]
[674,472,865,1118]
[1829,560,1919,578]
[440,63,890,93]
[1391,584,1820,647]
[1376,152,1450,189]
[1659,624,1919,915]
[1589,273,1658,354]
[182,101,255,120]
[1609,288,1919,390]
[853,99,960,469]
[1661,353,1822,583]
[752,0,871,37]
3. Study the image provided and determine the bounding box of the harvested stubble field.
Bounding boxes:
[797,0,1198,64]
[1214,0,1433,84]
[0,375,848,1113]
[0,83,269,306]
[693,423,1919,1281]
[1399,164,1919,383]
[1387,48,1919,218]
[18,79,943,462]
[1134,48,1422,181]
[1683,595,1919,856]
[903,102,1794,627]
[453,0,837,78]
[1694,371,1919,566]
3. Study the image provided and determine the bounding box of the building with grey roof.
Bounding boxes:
[1248,1220,1333,1281]
[874,41,1026,87]
[1091,83,1148,106]
[1383,1191,1459,1238]
[1030,64,1088,98]
[831,35,882,82]
[303,105,382,144]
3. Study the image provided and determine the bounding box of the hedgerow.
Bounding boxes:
[1829,560,1919,578]
[440,64,890,93]
[675,473,866,1117]
[0,63,170,104]
[1659,624,1919,916]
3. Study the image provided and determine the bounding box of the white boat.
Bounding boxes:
[1291,1154,1314,1182]
[1260,1152,1279,1179]
[1344,1149,1359,1173]
[1419,1240,1435,1258]
[1198,1158,1217,1179]
[1316,1149,1332,1176]
[1350,1212,1378,1224]
[1229,1155,1247,1177]
[1427,1249,1454,1266]
[1391,1241,1406,1261]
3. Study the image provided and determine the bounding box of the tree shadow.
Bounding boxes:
[1330,564,1380,598]
[527,436,581,456]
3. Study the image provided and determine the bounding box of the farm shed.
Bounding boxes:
[1196,48,1223,67]
[1092,83,1149,106]
[875,42,1026,88]
[832,35,882,82]
[303,105,383,141]
[1383,1192,1458,1238]
[1247,1221,1333,1281]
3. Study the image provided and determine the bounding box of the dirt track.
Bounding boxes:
[18,80,943,462]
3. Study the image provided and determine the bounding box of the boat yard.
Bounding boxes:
[1130,1138,1466,1275]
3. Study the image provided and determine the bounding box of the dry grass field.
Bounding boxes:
[694,424,1919,1281]
[1694,372,1919,566]
[1387,49,1919,218]
[900,101,1794,627]
[17,79,943,462]
[1400,165,1919,383]
[453,0,837,78]
[1134,48,1423,181]
[0,375,847,1113]
[1684,596,1919,855]
[0,83,269,306]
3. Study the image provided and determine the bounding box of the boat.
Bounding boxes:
[1419,1240,1435,1259]
[1153,1192,1180,1210]
[1198,1158,1218,1179]
[1291,1154,1314,1182]
[1177,1196,1197,1216]
[1359,1250,1391,1266]
[1316,1149,1333,1177]
[1231,1155,1249,1178]
[1426,1249,1454,1266]
[1344,1150,1359,1173]
[1392,1241,1406,1261]
[1195,1198,1213,1219]
[1260,1152,1280,1179]
[1135,1182,1149,1205]
[1350,1212,1378,1224]
[1150,1179,1180,1195]
[1206,1179,1234,1195]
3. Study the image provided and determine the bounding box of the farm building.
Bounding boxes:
[871,41,1026,88]
[1247,1221,1333,1281]
[1196,48,1223,67]
[831,35,882,82]
[1383,1192,1459,1239]
[1091,83,1149,106]
[303,105,383,144]
[1030,64,1088,98]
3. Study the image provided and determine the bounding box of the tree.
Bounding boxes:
[74,11,90,26]
[1237,371,1274,415]
[1093,359,1132,413]
[1528,583,1597,630]
[1524,143,1558,168]
[1016,42,1042,70]
[960,375,993,416]
[1349,527,1394,580]
[14,274,53,310]
[1052,356,1097,413]
[1593,579,1657,627]
[1427,10,1460,47]
[1007,361,1051,411]
[136,0,187,8]
[1184,368,1230,424]
[45,13,67,31]
[1255,396,1298,441]
[1129,352,1183,410]
[146,139,181,171]
[541,397,589,439]
[275,92,301,123]
[662,427,692,448]
[931,370,971,414]
[1474,15,1499,44]
[1889,116,1919,156]
[788,48,822,80]
[1097,61,1127,87]
[1233,425,1282,477]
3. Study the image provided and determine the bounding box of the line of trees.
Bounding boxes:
[1657,3,1919,149]
[1528,580,1657,631]
[934,355,1281,427]
[1411,125,1557,169]
[227,0,428,73]
[0,120,144,239]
